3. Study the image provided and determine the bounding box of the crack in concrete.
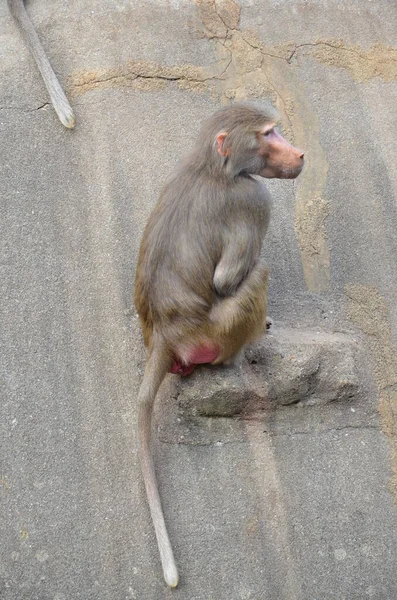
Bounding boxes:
[74,72,217,87]
[241,34,293,63]
[213,3,238,33]
[197,0,241,39]
[293,40,397,83]
[0,103,49,113]
[294,41,397,63]
[216,48,233,79]
[69,56,233,98]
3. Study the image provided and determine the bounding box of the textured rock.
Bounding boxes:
[170,326,362,419]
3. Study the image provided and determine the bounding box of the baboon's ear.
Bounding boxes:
[216,132,229,156]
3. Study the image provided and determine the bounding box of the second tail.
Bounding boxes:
[8,0,75,128]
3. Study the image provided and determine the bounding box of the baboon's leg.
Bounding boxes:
[170,262,268,373]
[210,261,268,364]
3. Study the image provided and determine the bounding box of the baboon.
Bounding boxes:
[134,102,304,587]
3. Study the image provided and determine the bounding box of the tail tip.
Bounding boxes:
[57,105,75,129]
[61,110,76,129]
[164,565,179,588]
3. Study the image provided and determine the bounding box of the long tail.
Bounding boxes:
[138,337,179,588]
[8,0,75,129]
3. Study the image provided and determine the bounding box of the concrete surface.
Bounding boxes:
[1,1,397,598]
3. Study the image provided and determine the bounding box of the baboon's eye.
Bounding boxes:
[263,128,274,137]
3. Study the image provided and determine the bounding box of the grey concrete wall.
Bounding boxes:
[1,1,397,598]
